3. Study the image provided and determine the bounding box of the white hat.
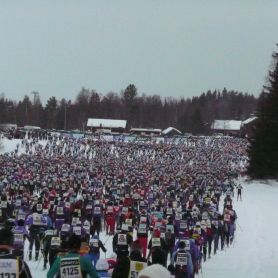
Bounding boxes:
[95,259,109,271]
[138,264,171,278]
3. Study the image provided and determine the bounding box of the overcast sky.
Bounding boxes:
[0,0,277,104]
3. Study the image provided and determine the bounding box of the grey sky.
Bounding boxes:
[0,0,277,104]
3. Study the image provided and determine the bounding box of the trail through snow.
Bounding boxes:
[1,137,278,277]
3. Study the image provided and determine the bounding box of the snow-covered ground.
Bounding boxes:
[1,137,278,277]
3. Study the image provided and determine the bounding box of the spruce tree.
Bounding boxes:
[247,47,278,178]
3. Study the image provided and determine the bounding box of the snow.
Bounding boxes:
[242,117,258,125]
[1,137,278,277]
[23,178,278,278]
[162,127,182,135]
[203,178,278,278]
[87,118,127,129]
[211,120,242,131]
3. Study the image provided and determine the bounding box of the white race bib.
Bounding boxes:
[0,259,19,278]
[60,257,82,278]
[152,237,161,247]
[129,261,147,278]
[117,234,127,245]
[176,252,187,266]
[73,226,81,236]
[51,237,61,246]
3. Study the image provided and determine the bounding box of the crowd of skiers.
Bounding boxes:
[0,134,247,277]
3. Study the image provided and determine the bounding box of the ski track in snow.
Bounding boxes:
[1,138,278,277]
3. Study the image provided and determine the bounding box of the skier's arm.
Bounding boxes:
[47,256,60,278]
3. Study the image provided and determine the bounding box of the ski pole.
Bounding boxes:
[104,235,111,245]
[237,222,243,232]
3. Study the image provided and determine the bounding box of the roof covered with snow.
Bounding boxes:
[242,117,258,125]
[211,120,242,131]
[87,118,127,128]
[162,127,182,135]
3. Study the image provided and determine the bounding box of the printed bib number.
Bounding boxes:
[117,234,127,245]
[57,207,64,215]
[51,237,61,246]
[176,253,187,266]
[180,221,187,229]
[138,224,147,234]
[91,239,98,248]
[125,219,132,226]
[152,238,160,247]
[166,208,172,215]
[94,207,101,215]
[1,201,7,208]
[130,261,147,278]
[0,259,19,278]
[60,257,82,278]
[45,230,54,236]
[73,227,81,236]
[140,216,147,223]
[61,224,71,233]
[107,206,113,213]
[122,207,128,214]
[33,214,42,225]
[166,225,174,233]
[14,234,24,244]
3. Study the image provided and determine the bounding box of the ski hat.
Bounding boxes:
[95,259,109,271]
[138,264,171,278]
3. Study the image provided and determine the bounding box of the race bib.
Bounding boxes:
[107,206,113,213]
[36,204,42,211]
[51,237,61,247]
[57,207,64,215]
[0,258,19,278]
[1,201,7,208]
[72,217,79,226]
[14,234,24,244]
[166,225,174,233]
[166,208,172,215]
[117,234,127,245]
[90,239,99,248]
[45,230,54,236]
[152,237,161,247]
[17,214,26,221]
[73,227,81,236]
[138,224,147,234]
[33,214,42,225]
[94,207,101,215]
[86,205,92,210]
[129,261,147,278]
[61,224,71,233]
[60,257,82,278]
[140,216,147,223]
[125,219,133,226]
[176,252,187,266]
[180,221,187,230]
[122,207,128,214]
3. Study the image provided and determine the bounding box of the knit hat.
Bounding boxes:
[138,264,171,278]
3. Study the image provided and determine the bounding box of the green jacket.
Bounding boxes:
[47,251,100,278]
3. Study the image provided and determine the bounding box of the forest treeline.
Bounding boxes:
[0,86,258,134]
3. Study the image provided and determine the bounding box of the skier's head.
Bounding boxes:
[178,241,186,249]
[68,234,82,251]
[0,228,14,246]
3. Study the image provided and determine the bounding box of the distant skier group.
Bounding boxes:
[0,133,247,277]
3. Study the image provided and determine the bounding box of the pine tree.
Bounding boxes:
[247,46,278,178]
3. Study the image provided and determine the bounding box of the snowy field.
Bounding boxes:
[1,137,278,277]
